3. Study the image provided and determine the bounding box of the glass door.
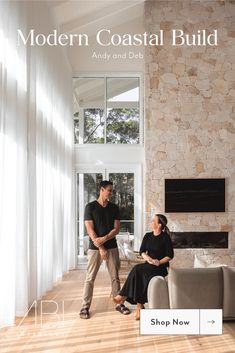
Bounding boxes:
[76,165,141,257]
[108,172,134,231]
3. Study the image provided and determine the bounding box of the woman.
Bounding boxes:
[113,214,174,320]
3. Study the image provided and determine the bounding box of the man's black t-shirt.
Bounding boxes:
[84,200,120,250]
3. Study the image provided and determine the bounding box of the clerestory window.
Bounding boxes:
[73,76,141,144]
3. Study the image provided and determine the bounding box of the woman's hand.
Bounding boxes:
[142,252,152,263]
[151,259,160,266]
[142,252,160,265]
[145,255,160,266]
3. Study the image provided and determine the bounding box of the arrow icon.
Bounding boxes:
[207,320,215,324]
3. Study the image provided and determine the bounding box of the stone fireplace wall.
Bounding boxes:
[144,0,235,267]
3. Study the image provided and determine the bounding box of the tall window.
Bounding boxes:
[73,76,140,144]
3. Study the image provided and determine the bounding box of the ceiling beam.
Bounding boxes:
[59,0,144,36]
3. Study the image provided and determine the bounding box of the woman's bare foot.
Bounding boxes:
[135,303,145,320]
[112,295,127,304]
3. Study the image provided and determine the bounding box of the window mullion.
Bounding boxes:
[79,108,84,144]
[74,75,141,145]
[104,77,107,144]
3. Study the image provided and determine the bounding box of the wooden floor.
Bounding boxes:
[0,263,235,353]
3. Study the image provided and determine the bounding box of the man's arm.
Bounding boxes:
[84,220,98,243]
[85,220,108,260]
[93,220,120,247]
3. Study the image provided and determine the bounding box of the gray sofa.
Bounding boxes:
[147,266,235,320]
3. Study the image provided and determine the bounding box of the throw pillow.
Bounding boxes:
[194,255,208,268]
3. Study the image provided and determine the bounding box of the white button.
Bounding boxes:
[140,309,200,335]
[140,309,223,335]
[200,309,223,335]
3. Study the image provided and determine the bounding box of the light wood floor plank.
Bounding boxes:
[0,265,235,353]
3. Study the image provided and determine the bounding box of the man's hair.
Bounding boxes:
[99,180,113,190]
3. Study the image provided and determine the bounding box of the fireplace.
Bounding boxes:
[171,232,228,249]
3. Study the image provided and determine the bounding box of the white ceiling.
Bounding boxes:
[50,0,145,35]
[48,0,145,72]
[73,76,139,108]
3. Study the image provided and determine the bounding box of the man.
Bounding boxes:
[79,180,130,319]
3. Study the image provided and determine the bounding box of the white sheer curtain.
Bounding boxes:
[0,1,75,327]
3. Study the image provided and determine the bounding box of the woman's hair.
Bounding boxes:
[156,214,171,236]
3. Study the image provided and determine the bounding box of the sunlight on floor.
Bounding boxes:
[0,266,235,353]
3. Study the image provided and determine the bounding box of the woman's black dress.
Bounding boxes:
[119,231,174,304]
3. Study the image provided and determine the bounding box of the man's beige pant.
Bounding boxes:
[81,247,120,310]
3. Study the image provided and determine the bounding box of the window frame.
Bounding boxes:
[73,73,144,146]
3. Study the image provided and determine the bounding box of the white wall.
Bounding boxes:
[75,144,144,165]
